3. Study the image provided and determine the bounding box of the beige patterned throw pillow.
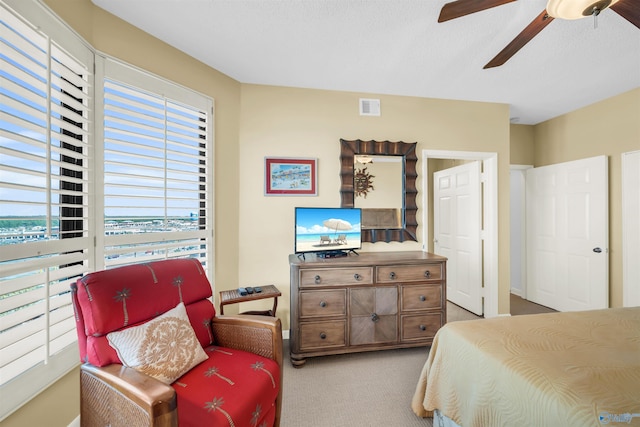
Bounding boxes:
[107,302,208,384]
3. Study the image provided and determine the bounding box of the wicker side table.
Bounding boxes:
[219,284,281,316]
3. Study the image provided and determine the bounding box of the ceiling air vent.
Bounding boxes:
[359,98,380,116]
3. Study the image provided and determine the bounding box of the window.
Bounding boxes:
[96,59,213,270]
[0,1,214,420]
[0,1,92,419]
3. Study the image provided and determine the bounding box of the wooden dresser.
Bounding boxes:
[289,251,447,367]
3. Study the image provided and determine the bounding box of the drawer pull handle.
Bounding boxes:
[419,295,426,302]
[419,325,426,331]
[424,270,431,278]
[320,332,327,339]
[371,313,380,322]
[314,275,321,284]
[354,273,362,281]
[320,301,327,308]
[389,272,396,280]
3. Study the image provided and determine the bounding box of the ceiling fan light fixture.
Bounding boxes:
[546,0,619,19]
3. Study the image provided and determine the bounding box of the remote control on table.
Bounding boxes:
[254,287,262,293]
[245,287,254,294]
[238,287,248,296]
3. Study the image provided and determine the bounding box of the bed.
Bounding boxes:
[411,307,640,427]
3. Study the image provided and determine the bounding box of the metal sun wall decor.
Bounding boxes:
[354,167,375,198]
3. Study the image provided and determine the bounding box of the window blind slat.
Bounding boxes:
[0,93,46,124]
[0,315,45,349]
[50,101,88,129]
[50,60,88,94]
[50,328,76,355]
[53,129,90,148]
[0,74,47,111]
[0,300,46,334]
[106,103,165,127]
[0,330,46,368]
[0,345,46,384]
[0,57,47,97]
[0,26,47,72]
[104,130,165,149]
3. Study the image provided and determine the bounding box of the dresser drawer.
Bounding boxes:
[299,320,347,350]
[401,313,442,341]
[401,285,442,311]
[299,267,373,287]
[299,290,346,318]
[376,263,442,283]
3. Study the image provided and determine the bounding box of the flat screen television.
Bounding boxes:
[294,207,362,257]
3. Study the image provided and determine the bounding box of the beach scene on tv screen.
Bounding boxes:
[296,208,361,253]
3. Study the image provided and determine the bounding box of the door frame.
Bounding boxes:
[422,150,499,318]
[622,150,640,307]
[510,165,532,299]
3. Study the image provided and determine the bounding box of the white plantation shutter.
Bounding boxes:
[99,62,213,269]
[0,1,92,420]
[0,2,214,420]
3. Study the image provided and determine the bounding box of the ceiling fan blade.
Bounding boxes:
[438,0,517,23]
[484,9,554,69]
[611,0,640,29]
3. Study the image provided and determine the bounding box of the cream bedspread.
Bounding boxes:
[412,307,640,427]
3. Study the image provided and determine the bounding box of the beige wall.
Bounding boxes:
[1,368,80,427]
[533,88,640,307]
[237,84,512,328]
[510,124,535,165]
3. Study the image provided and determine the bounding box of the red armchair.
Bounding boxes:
[71,258,283,426]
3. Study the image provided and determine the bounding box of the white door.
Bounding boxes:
[526,156,608,312]
[622,151,640,307]
[434,161,483,315]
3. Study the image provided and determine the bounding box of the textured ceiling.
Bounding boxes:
[92,0,640,124]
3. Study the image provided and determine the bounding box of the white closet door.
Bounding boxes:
[526,156,608,311]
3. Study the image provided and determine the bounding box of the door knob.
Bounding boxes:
[593,247,602,253]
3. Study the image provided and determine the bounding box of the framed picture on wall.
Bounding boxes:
[265,157,317,196]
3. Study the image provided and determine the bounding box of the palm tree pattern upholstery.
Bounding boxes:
[71,258,282,427]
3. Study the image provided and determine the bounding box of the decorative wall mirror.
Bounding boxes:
[340,139,418,243]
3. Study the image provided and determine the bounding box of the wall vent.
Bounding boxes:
[359,98,380,116]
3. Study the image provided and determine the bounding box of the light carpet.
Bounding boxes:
[280,297,550,426]
[281,340,433,427]
[280,302,480,427]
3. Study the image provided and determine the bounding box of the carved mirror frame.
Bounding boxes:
[340,139,418,243]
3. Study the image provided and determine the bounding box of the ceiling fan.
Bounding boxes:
[438,0,640,68]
